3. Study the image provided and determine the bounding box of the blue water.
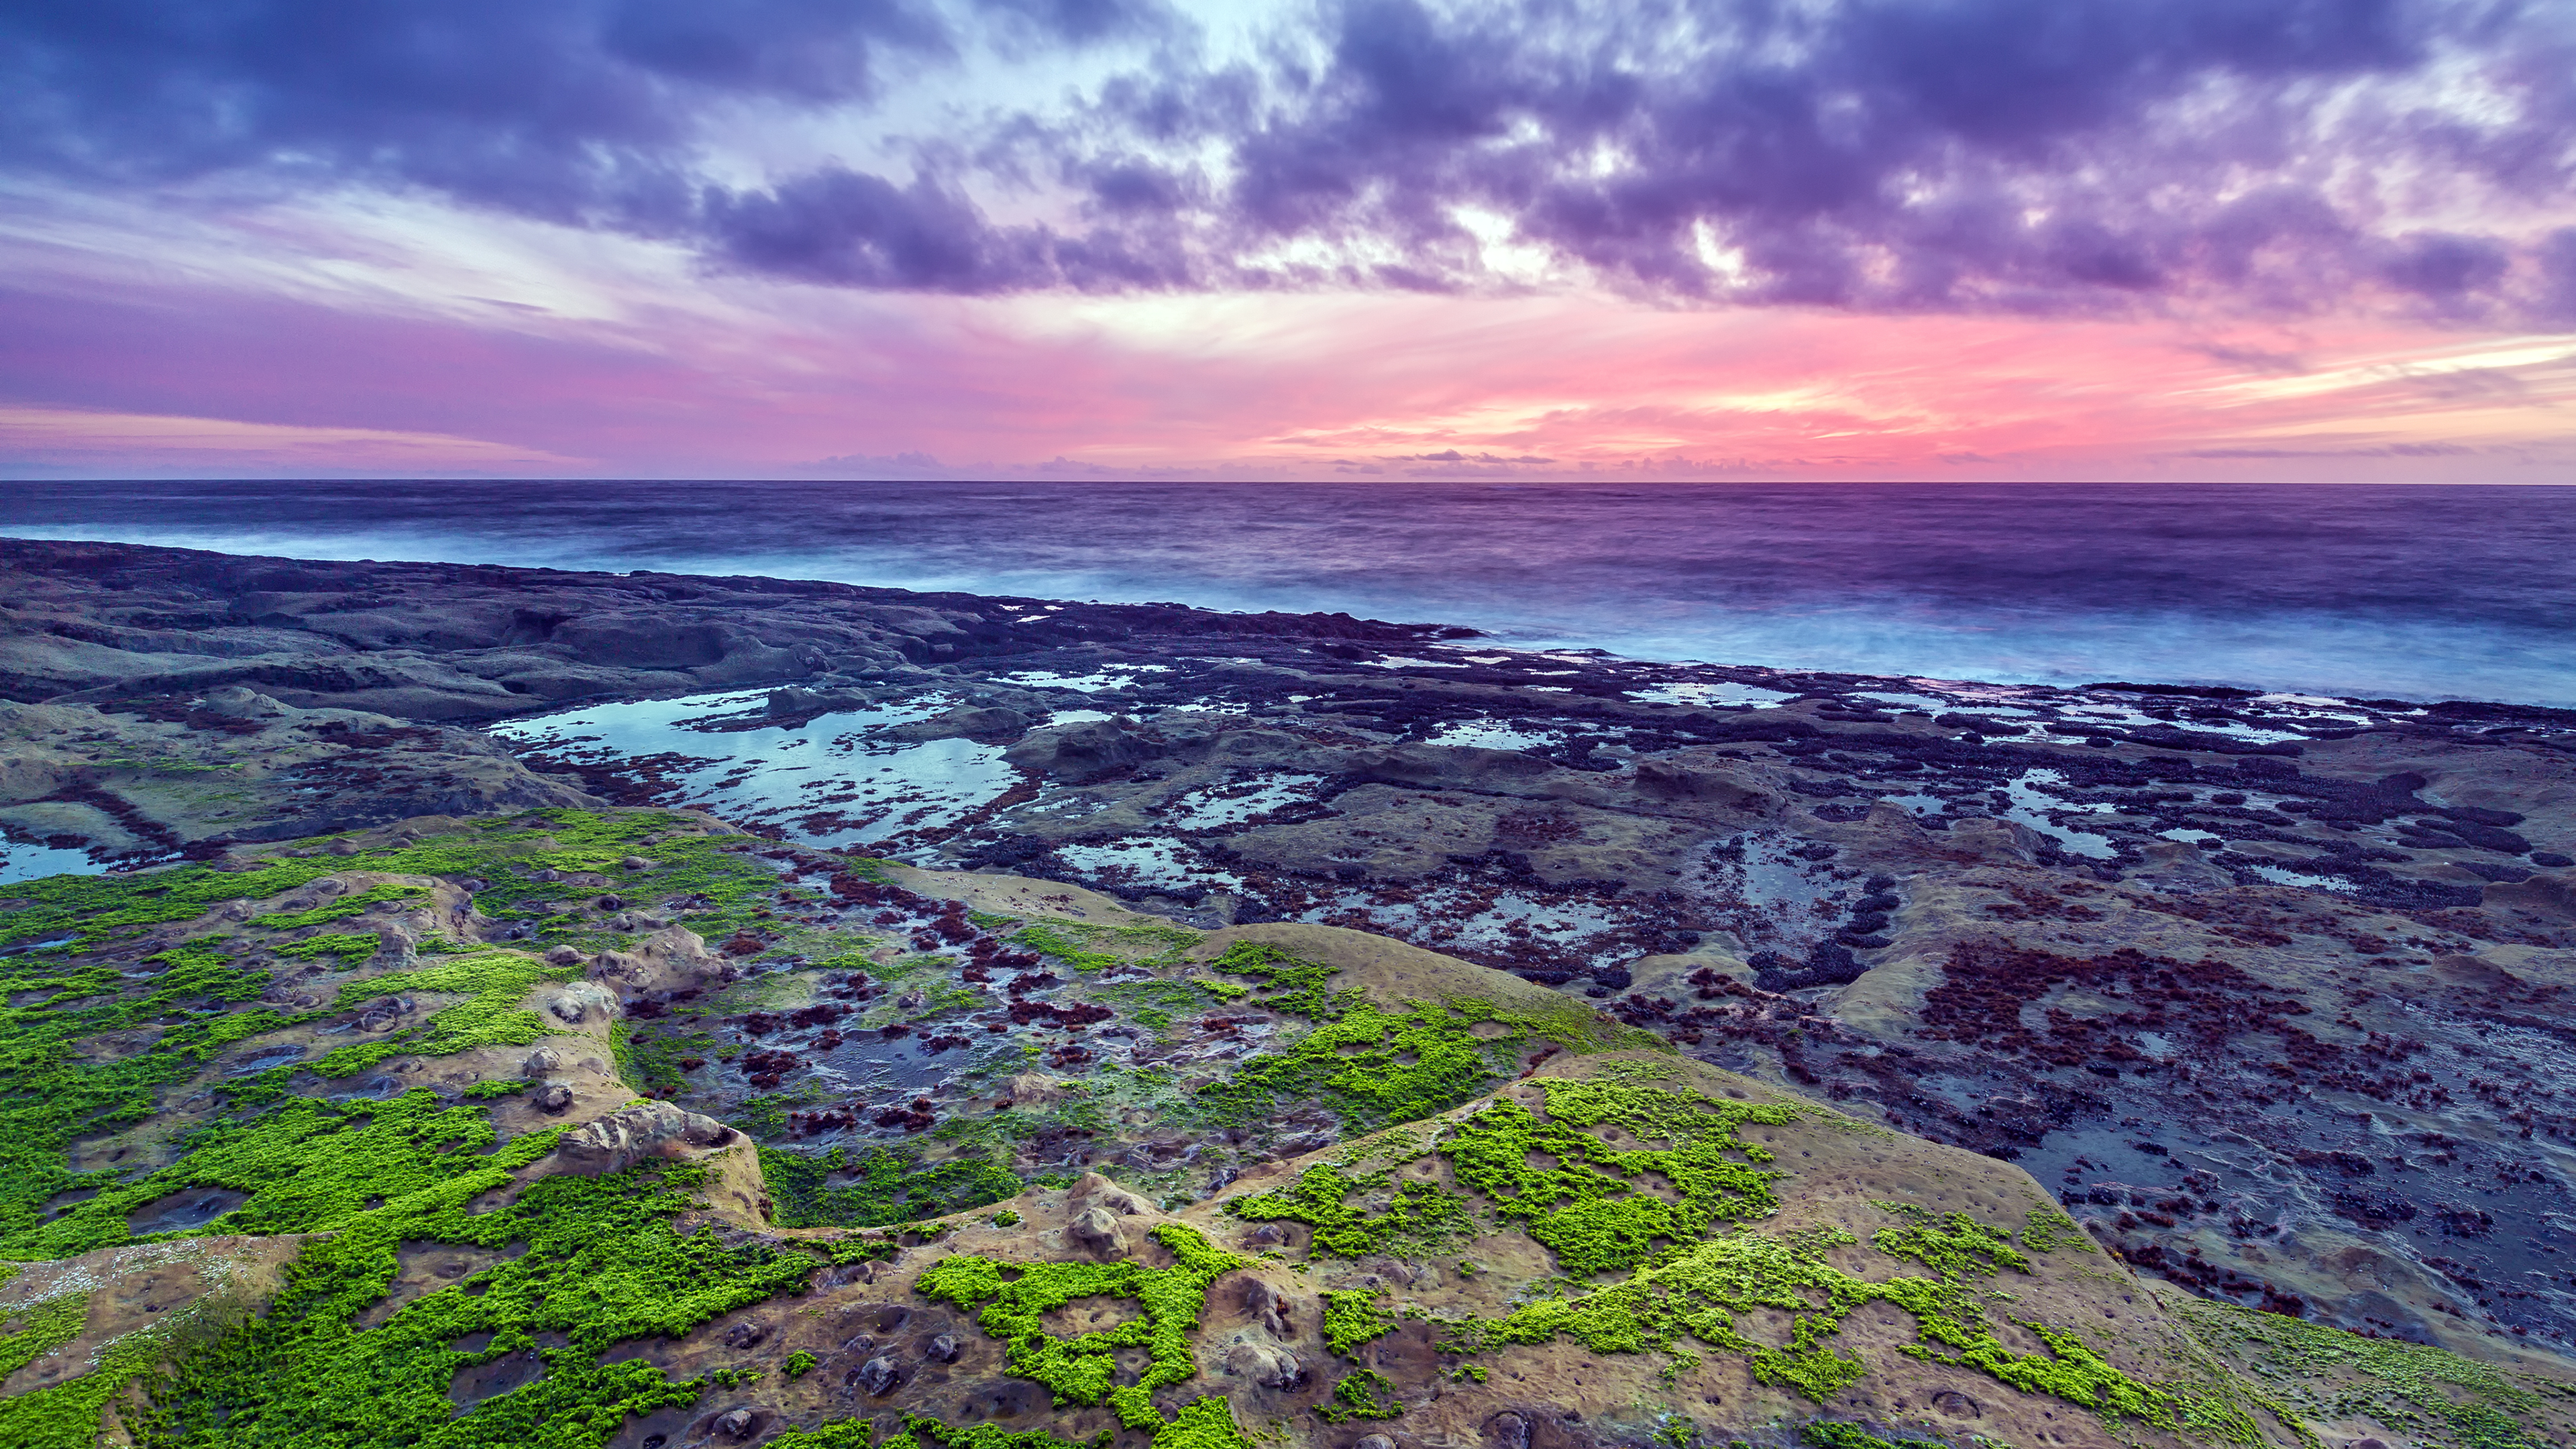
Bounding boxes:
[5,479,2572,705]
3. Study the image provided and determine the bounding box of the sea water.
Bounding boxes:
[6,478,2573,705]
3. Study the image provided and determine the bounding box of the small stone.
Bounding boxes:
[1356,1436,1396,1449]
[531,1082,574,1114]
[716,1408,756,1438]
[595,894,622,910]
[925,1332,959,1362]
[1485,1413,1532,1449]
[521,1046,563,1077]
[325,839,360,857]
[1222,1335,1301,1389]
[622,856,651,871]
[544,945,581,967]
[1069,1205,1128,1256]
[857,1355,900,1396]
[722,1321,767,1349]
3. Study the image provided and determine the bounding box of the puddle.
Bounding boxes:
[1053,839,1248,894]
[127,1186,248,1236]
[996,665,1170,692]
[1424,720,1565,751]
[1161,773,1326,829]
[2000,770,2120,859]
[1627,681,1798,708]
[2248,863,2359,894]
[0,837,109,885]
[492,691,1019,856]
[1853,692,1954,713]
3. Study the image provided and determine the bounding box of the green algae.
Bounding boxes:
[1868,1201,2030,1281]
[1230,1163,1474,1258]
[1440,1081,1801,1277]
[1230,1079,1797,1278]
[1442,1210,2269,1442]
[2017,1208,2090,1254]
[276,932,382,966]
[2165,1291,2565,1449]
[914,1223,1244,1433]
[1320,1290,1401,1358]
[1799,1424,1949,1449]
[124,1162,824,1448]
[0,1287,90,1379]
[1316,1368,1402,1422]
[248,885,428,932]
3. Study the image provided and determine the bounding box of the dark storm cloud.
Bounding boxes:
[5,0,2572,317]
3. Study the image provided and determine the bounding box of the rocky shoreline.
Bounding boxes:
[3,535,2574,1398]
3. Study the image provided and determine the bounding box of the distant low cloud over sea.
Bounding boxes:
[4,0,2574,478]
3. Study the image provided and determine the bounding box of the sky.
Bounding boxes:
[3,0,2575,482]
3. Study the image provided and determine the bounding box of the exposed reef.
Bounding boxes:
[3,540,2575,1448]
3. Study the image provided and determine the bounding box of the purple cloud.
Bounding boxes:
[5,0,2573,321]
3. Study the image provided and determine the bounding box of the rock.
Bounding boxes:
[199,686,285,718]
[546,983,619,1024]
[544,945,582,966]
[722,1321,767,1349]
[1355,1436,1396,1449]
[925,1332,960,1362]
[325,839,361,856]
[521,1046,564,1077]
[1006,1072,1069,1107]
[1238,1277,1291,1336]
[1069,1205,1128,1256]
[530,1081,574,1114]
[553,1102,733,1175]
[621,855,651,871]
[1485,1412,1532,1449]
[1222,1334,1303,1389]
[1072,1171,1148,1216]
[856,1354,901,1396]
[715,1408,756,1439]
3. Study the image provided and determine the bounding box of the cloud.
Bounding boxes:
[3,0,2573,321]
[2176,441,2479,458]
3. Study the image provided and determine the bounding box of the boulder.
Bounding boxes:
[553,1102,732,1175]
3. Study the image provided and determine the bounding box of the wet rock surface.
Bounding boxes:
[3,541,2575,1448]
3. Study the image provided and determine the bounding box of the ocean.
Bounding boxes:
[6,479,2572,705]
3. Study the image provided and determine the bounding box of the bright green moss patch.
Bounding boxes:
[125,1163,824,1448]
[2019,1208,2090,1254]
[305,951,581,1079]
[1227,1163,1474,1259]
[1868,1201,2029,1280]
[1321,1290,1401,1358]
[1440,1203,2271,1443]
[0,1308,186,1449]
[1227,1080,1796,1276]
[1799,1423,1948,1449]
[0,1287,89,1378]
[276,932,382,965]
[1316,1368,1403,1422]
[915,1223,1243,1432]
[7,1088,563,1260]
[759,1143,1022,1229]
[784,1349,818,1378]
[2166,1291,2560,1449]
[1204,941,1356,1020]
[1016,921,1196,975]
[1439,1081,1801,1277]
[248,884,427,931]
